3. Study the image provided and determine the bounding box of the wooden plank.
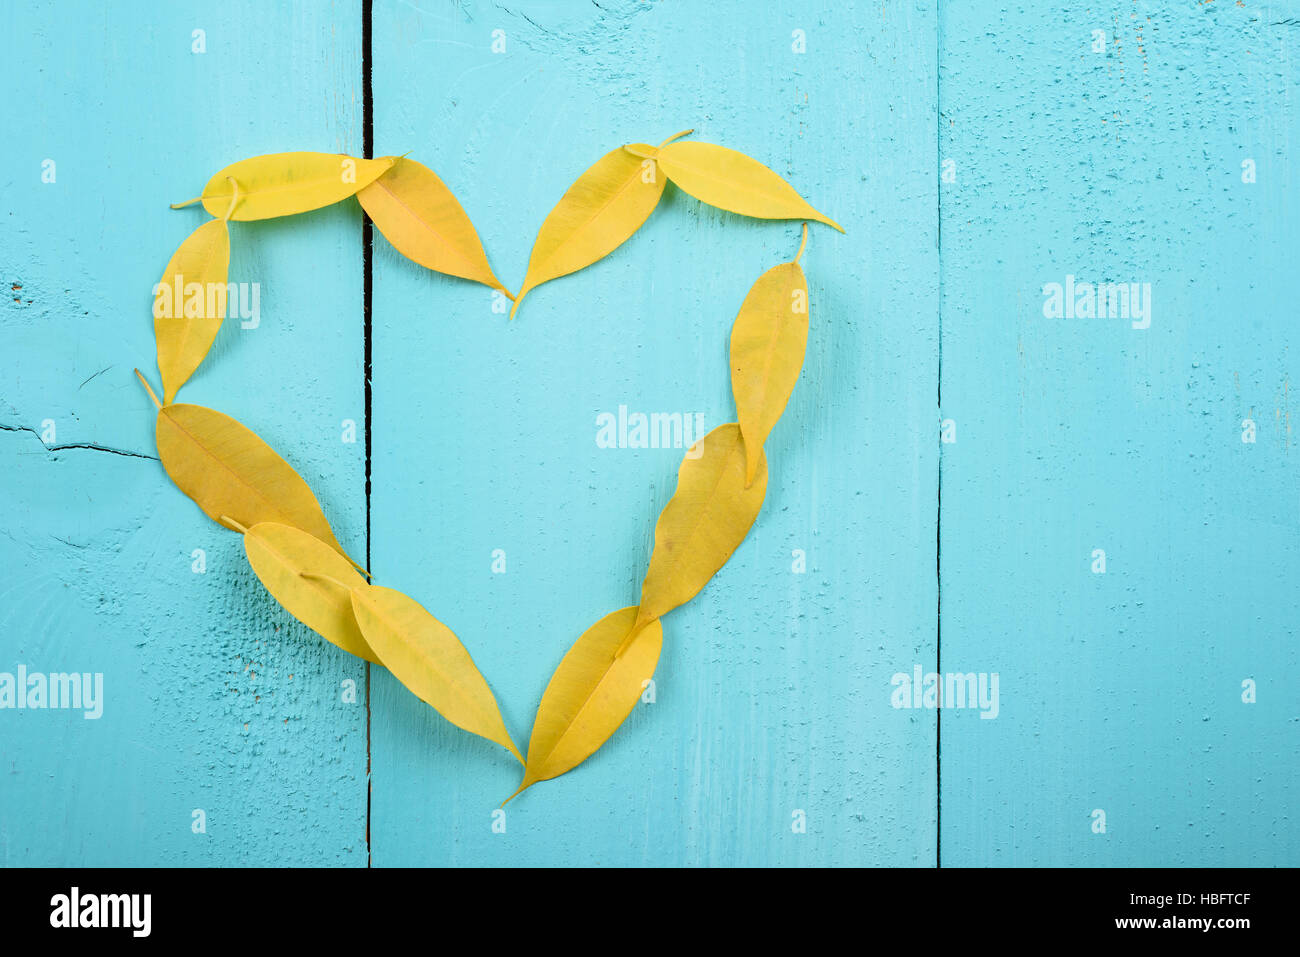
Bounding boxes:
[938,1,1299,865]
[0,0,369,864]
[367,0,939,865]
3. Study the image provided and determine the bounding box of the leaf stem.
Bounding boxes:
[133,369,162,410]
[795,223,808,263]
[219,515,250,534]
[222,177,240,221]
[658,129,694,148]
[169,197,202,210]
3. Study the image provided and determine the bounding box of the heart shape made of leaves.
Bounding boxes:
[140,131,837,803]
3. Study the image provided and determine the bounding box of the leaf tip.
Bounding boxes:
[501,779,530,807]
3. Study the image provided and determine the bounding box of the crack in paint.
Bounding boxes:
[0,422,158,461]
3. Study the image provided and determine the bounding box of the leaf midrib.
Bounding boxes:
[354,590,493,729]
[163,409,291,525]
[365,174,483,279]
[204,158,391,207]
[527,155,657,289]
[531,630,643,777]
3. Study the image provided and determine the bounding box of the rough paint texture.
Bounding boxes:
[1,0,1293,867]
[939,0,1298,866]
[1,0,368,866]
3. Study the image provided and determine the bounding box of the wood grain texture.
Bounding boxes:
[938,0,1298,865]
[0,0,368,865]
[366,0,938,866]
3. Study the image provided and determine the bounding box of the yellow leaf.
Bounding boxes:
[730,227,810,486]
[655,140,843,232]
[242,522,376,662]
[180,152,395,221]
[154,402,356,564]
[509,607,662,799]
[153,218,231,405]
[631,423,767,637]
[357,158,510,295]
[349,584,522,763]
[510,143,665,318]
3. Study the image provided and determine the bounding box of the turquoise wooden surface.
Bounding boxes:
[938,0,1298,866]
[367,0,937,866]
[1,0,370,865]
[0,0,1294,867]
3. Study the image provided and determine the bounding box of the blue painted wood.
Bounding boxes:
[366,0,939,866]
[0,1,369,865]
[938,0,1299,865]
[3,0,1294,868]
